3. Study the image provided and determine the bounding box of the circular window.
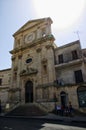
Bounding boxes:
[26,58,32,63]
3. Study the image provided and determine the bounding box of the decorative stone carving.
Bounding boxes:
[20,67,38,76]
[46,44,53,49]
[41,58,47,64]
[20,69,26,74]
[14,66,18,71]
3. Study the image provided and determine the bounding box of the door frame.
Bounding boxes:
[25,80,33,103]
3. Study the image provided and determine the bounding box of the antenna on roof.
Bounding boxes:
[74,31,82,51]
[74,30,82,49]
[74,31,81,42]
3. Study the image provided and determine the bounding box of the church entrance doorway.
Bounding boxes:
[25,81,33,103]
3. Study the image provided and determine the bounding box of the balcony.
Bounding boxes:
[55,58,83,69]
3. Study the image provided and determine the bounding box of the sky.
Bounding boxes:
[0,0,86,70]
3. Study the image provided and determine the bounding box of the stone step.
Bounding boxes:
[6,103,48,116]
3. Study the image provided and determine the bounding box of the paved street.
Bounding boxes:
[0,117,86,130]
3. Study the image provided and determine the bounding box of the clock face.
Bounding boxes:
[25,33,35,43]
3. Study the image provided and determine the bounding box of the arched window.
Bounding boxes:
[77,86,86,107]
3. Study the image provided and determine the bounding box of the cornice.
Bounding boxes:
[10,35,55,54]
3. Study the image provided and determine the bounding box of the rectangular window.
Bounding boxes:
[74,70,83,83]
[58,54,63,64]
[72,50,78,60]
[0,78,2,85]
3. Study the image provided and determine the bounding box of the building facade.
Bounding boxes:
[0,17,86,112]
[0,68,11,106]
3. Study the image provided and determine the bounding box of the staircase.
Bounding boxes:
[6,103,48,116]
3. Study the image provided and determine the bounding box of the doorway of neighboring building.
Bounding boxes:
[60,91,67,107]
[25,81,33,103]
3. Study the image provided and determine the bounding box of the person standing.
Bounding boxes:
[69,101,73,116]
[0,99,2,113]
[61,105,64,116]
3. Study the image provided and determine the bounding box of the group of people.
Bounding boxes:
[56,102,74,116]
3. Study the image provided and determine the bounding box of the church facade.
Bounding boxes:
[0,17,86,112]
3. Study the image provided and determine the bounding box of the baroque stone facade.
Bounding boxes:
[0,17,86,112]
